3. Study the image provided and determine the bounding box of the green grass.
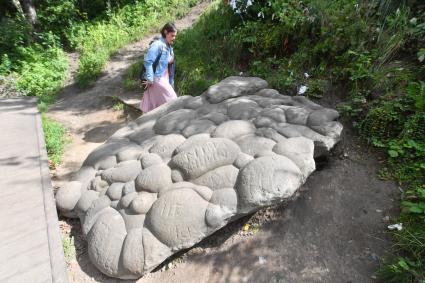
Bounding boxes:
[61,233,76,264]
[123,60,143,90]
[112,100,125,111]
[42,114,69,169]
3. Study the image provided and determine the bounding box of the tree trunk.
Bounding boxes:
[19,0,37,26]
[11,0,25,17]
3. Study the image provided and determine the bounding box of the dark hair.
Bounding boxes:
[160,22,177,38]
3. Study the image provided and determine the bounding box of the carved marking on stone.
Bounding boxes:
[55,76,343,279]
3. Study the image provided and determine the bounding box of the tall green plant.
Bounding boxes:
[171,1,425,281]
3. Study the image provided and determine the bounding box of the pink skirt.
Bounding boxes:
[140,74,177,113]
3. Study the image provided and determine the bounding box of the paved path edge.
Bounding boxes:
[34,98,69,283]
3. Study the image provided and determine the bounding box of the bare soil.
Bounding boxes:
[49,1,400,282]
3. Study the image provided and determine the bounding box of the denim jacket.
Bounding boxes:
[144,37,175,87]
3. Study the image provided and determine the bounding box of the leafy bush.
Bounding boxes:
[15,45,68,103]
[0,11,68,104]
[36,0,84,46]
[0,0,199,102]
[0,16,32,66]
[172,1,425,281]
[1,33,68,104]
[75,21,129,85]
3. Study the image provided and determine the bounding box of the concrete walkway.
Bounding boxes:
[0,97,68,283]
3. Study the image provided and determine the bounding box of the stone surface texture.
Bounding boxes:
[55,76,343,279]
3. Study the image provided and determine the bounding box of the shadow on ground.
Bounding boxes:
[61,119,399,283]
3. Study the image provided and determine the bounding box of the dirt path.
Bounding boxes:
[137,123,400,283]
[47,1,399,281]
[48,1,212,189]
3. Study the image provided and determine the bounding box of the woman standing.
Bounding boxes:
[140,22,178,113]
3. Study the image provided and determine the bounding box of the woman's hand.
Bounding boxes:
[142,80,153,89]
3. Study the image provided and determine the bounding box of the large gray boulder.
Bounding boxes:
[55,76,343,279]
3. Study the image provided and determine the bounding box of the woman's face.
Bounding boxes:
[165,31,177,45]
